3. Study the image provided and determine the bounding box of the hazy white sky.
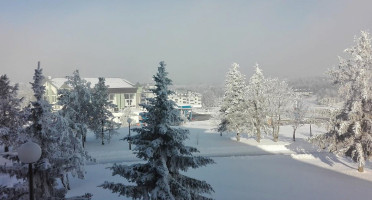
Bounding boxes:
[1,0,372,85]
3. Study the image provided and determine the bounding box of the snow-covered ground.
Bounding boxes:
[66,120,372,199]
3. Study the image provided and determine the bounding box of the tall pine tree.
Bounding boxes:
[90,77,120,145]
[0,63,91,199]
[218,63,247,141]
[246,64,270,143]
[311,31,372,172]
[0,75,25,152]
[100,61,215,199]
[58,70,92,148]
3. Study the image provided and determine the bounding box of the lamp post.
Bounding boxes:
[127,118,133,150]
[18,141,42,200]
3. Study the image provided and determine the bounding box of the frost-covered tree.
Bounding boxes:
[100,61,215,199]
[58,70,92,148]
[266,78,293,142]
[311,31,372,172]
[121,107,135,126]
[218,63,247,141]
[245,64,270,143]
[27,64,92,198]
[288,96,307,141]
[0,64,91,199]
[90,77,120,145]
[0,75,25,152]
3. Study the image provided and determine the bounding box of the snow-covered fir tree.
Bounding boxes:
[58,70,92,148]
[218,63,247,141]
[288,95,307,141]
[311,31,372,172]
[26,64,91,198]
[266,78,293,142]
[100,61,215,200]
[246,64,270,143]
[90,77,120,145]
[0,63,91,199]
[0,75,25,152]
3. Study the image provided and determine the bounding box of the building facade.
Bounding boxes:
[169,90,202,108]
[43,77,138,111]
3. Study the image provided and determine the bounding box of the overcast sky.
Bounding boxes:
[1,0,372,85]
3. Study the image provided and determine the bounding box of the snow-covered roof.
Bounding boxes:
[84,78,134,88]
[50,78,68,88]
[49,78,134,89]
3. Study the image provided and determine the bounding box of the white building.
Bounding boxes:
[137,85,202,109]
[43,77,139,111]
[169,90,202,108]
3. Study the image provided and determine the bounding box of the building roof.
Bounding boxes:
[48,77,134,89]
[84,78,134,88]
[50,78,68,88]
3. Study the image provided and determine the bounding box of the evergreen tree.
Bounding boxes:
[100,61,215,200]
[0,75,25,152]
[246,64,270,143]
[26,64,89,198]
[0,63,92,199]
[311,31,372,172]
[90,77,120,145]
[218,63,247,141]
[58,70,92,148]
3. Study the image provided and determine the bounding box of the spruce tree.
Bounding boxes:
[0,75,25,152]
[311,31,372,172]
[90,77,120,145]
[58,70,92,148]
[218,63,247,141]
[100,61,215,200]
[0,64,91,199]
[246,64,270,143]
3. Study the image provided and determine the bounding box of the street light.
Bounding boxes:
[18,141,42,200]
[127,118,133,150]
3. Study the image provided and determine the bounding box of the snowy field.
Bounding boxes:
[66,120,372,199]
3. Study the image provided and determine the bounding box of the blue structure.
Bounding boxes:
[177,105,192,120]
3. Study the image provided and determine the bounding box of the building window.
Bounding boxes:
[109,94,115,101]
[125,93,135,107]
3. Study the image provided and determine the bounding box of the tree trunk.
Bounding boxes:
[66,173,70,190]
[293,128,296,141]
[220,132,222,136]
[236,132,240,141]
[309,124,312,137]
[61,173,71,190]
[256,127,261,143]
[4,146,9,152]
[356,143,364,172]
[128,123,132,150]
[273,127,278,142]
[101,120,105,145]
[272,125,277,142]
[82,135,86,148]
